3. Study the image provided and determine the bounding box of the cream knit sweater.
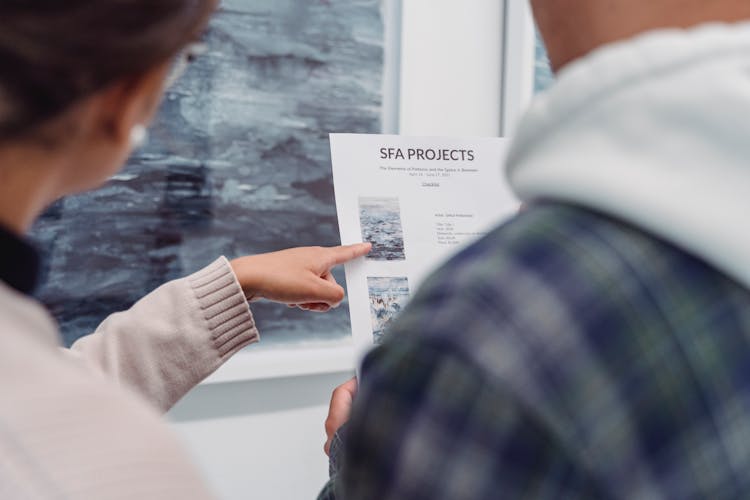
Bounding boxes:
[0,256,259,499]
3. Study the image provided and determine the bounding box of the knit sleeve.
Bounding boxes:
[66,256,259,411]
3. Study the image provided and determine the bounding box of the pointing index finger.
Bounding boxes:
[326,243,372,267]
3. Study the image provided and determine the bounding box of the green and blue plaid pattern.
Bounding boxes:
[320,202,750,499]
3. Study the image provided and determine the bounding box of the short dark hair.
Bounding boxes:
[0,0,217,140]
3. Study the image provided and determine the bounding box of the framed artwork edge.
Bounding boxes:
[501,0,537,137]
[202,343,357,384]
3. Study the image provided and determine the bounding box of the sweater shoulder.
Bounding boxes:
[0,290,213,499]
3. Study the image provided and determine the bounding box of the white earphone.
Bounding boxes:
[129,125,148,150]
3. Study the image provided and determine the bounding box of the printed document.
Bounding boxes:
[330,134,518,361]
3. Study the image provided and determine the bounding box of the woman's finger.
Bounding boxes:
[324,243,372,268]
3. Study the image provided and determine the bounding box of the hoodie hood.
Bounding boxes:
[507,21,750,289]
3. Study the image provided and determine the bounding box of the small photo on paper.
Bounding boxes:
[359,196,406,261]
[367,276,410,344]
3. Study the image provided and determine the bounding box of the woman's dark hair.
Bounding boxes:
[0,0,216,140]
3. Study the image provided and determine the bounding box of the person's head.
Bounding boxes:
[0,0,217,230]
[531,0,750,71]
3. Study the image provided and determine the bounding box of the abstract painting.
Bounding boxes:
[30,0,384,349]
[535,28,555,93]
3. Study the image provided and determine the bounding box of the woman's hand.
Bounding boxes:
[325,377,358,455]
[229,243,371,312]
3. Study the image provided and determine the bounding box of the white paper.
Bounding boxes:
[330,134,518,362]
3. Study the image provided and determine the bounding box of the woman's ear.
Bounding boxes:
[93,61,171,148]
[41,61,173,197]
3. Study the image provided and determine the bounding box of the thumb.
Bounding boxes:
[309,277,346,306]
[325,243,372,268]
[325,377,358,455]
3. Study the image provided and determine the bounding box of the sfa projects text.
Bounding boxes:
[380,147,476,162]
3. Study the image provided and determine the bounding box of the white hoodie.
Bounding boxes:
[507,21,750,289]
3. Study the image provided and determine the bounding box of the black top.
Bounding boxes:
[0,223,40,295]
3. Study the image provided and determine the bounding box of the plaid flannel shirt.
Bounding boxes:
[319,202,750,499]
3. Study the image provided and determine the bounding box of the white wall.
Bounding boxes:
[399,0,505,136]
[169,372,352,499]
[168,2,507,499]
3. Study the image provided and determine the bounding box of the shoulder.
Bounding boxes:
[386,202,729,345]
[0,289,213,499]
[354,203,750,497]
[365,205,611,381]
[382,203,662,346]
[370,201,738,413]
[419,201,694,304]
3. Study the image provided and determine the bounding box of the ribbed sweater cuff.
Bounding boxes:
[187,256,260,359]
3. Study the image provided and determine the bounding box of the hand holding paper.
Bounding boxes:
[324,377,358,455]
